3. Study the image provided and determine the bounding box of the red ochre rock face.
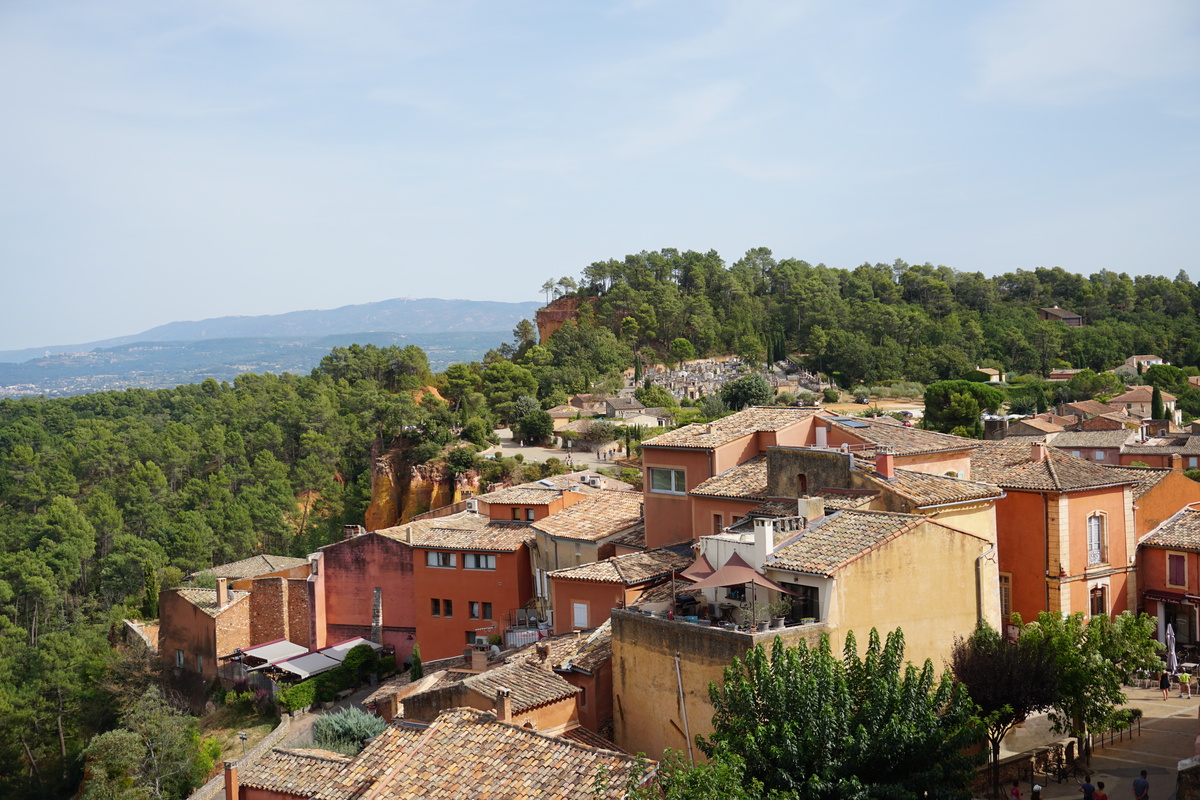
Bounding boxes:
[365,447,480,531]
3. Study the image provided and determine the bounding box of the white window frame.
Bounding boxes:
[469,601,480,620]
[572,602,588,629]
[176,649,184,669]
[1089,583,1108,618]
[426,551,457,568]
[999,573,1012,623]
[1094,451,1105,461]
[1086,513,1107,566]
[464,553,496,570]
[648,468,686,495]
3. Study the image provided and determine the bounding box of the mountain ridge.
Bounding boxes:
[0,296,540,363]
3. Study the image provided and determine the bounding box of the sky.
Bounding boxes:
[1,1,1198,351]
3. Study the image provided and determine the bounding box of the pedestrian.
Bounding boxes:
[1031,785,1042,800]
[1095,781,1108,800]
[1160,669,1171,701]
[1010,779,1022,800]
[1080,778,1095,800]
[1132,770,1149,800]
[1182,669,1192,699]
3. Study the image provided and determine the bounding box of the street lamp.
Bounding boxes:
[238,731,247,756]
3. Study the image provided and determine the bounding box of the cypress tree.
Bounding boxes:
[1151,385,1165,420]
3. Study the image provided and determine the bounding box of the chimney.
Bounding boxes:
[216,577,229,610]
[876,448,895,479]
[471,648,488,672]
[1171,453,1183,471]
[494,687,512,722]
[343,524,365,540]
[797,496,825,523]
[224,761,238,800]
[1031,442,1048,462]
[371,588,383,645]
[751,517,772,568]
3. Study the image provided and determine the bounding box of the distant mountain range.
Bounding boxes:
[0,297,541,397]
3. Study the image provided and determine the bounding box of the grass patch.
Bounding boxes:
[199,704,278,764]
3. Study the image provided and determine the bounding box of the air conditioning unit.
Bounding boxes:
[475,636,489,646]
[465,498,478,513]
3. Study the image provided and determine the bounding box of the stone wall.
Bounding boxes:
[250,578,289,643]
[766,447,854,498]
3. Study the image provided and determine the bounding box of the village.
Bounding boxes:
[142,361,1200,799]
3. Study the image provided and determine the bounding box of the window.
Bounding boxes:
[176,649,184,669]
[511,508,520,521]
[999,574,1012,623]
[713,513,723,534]
[792,585,820,621]
[1090,585,1107,617]
[1169,553,1187,588]
[464,553,496,570]
[572,602,588,629]
[431,598,441,617]
[1087,514,1107,565]
[426,551,457,568]
[649,468,686,494]
[1190,457,1199,469]
[796,474,807,494]
[1094,451,1105,461]
[526,508,536,521]
[1071,450,1081,458]
[482,602,492,619]
[443,599,453,617]
[470,601,480,619]
[196,654,204,673]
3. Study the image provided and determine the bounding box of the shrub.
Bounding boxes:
[279,679,318,712]
[313,707,389,755]
[822,387,839,403]
[378,655,397,675]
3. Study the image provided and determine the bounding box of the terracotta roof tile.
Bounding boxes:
[643,407,823,449]
[462,660,579,713]
[378,513,536,552]
[860,467,1003,507]
[238,748,353,794]
[531,491,644,542]
[549,546,693,585]
[508,621,613,674]
[1064,400,1126,417]
[825,416,980,456]
[559,726,627,753]
[1099,465,1174,501]
[608,522,646,550]
[314,723,429,800]
[1141,506,1200,551]
[315,709,646,800]
[971,440,1139,492]
[475,486,569,505]
[174,588,249,617]
[1122,435,1200,456]
[767,510,933,577]
[690,457,768,500]
[1047,430,1135,449]
[191,554,310,581]
[1111,385,1176,404]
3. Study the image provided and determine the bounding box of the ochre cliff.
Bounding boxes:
[364,443,481,531]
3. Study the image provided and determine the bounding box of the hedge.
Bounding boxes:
[278,679,317,712]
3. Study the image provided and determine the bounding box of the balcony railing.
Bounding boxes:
[1087,545,1108,566]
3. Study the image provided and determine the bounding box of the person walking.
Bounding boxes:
[1181,669,1192,699]
[1010,780,1022,800]
[1132,770,1149,800]
[1160,669,1171,701]
[1095,781,1108,800]
[1080,778,1096,800]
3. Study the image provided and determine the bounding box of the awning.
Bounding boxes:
[678,553,715,582]
[230,639,308,665]
[684,551,795,594]
[322,637,383,662]
[1145,590,1199,606]
[269,652,342,680]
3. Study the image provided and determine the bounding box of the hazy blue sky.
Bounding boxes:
[2,1,1198,350]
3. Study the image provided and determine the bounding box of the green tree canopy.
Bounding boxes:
[720,374,773,411]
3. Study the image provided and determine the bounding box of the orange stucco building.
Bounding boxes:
[1138,505,1200,645]
[973,439,1139,624]
[548,547,692,634]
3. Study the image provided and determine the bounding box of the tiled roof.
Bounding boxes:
[475,486,568,505]
[238,748,353,794]
[174,588,249,617]
[606,397,644,411]
[316,709,646,800]
[508,621,613,675]
[811,490,878,510]
[314,723,429,800]
[1141,506,1200,551]
[547,404,580,418]
[636,578,692,604]
[363,671,413,706]
[690,457,767,499]
[767,510,930,577]
[608,522,646,550]
[642,407,822,449]
[825,416,979,456]
[463,660,579,713]
[1047,429,1134,449]
[1064,400,1125,417]
[861,467,1003,507]
[1098,465,1173,501]
[1014,418,1065,433]
[1122,435,1200,455]
[378,513,537,552]
[971,440,1138,492]
[191,554,310,581]
[559,725,627,753]
[531,491,643,542]
[1111,385,1176,404]
[549,546,693,585]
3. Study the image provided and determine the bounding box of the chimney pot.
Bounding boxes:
[1031,442,1048,462]
[876,450,895,479]
[216,577,229,609]
[495,686,512,723]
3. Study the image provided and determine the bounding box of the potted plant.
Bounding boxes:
[770,598,792,629]
[751,603,773,632]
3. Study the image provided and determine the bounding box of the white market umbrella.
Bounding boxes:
[1167,623,1179,674]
